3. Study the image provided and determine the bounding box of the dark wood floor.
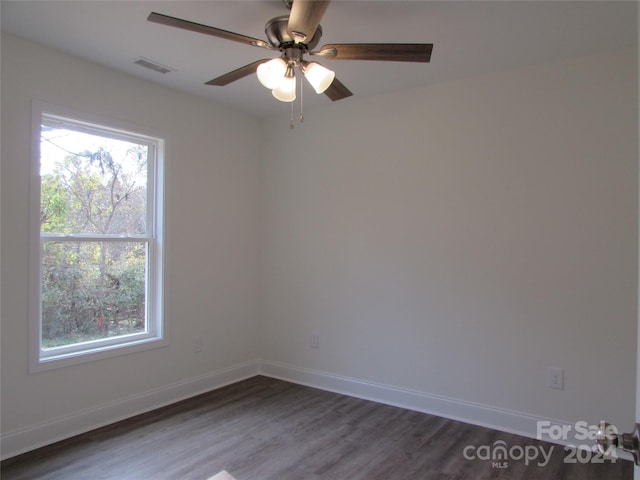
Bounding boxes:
[1,376,632,479]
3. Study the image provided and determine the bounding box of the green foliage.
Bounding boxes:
[41,174,70,233]
[41,241,146,346]
[40,130,149,348]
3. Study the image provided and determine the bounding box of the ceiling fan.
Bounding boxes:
[147,0,433,106]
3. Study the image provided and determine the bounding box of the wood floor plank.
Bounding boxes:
[1,376,632,479]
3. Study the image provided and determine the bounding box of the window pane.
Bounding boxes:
[41,241,147,349]
[40,125,148,235]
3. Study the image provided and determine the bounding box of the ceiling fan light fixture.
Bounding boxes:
[302,61,335,94]
[272,65,296,102]
[256,57,287,89]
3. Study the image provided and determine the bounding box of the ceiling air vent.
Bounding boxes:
[133,57,175,74]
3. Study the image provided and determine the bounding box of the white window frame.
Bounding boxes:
[29,101,167,373]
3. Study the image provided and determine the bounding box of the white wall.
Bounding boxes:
[260,48,638,434]
[1,33,262,457]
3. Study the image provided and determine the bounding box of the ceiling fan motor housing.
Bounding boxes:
[265,15,323,51]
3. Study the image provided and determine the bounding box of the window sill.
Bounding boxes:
[30,336,168,374]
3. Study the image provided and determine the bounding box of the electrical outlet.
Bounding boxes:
[194,339,202,353]
[548,367,564,390]
[311,332,319,349]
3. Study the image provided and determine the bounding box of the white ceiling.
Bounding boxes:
[1,1,636,118]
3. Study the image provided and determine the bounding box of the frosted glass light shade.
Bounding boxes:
[272,72,296,102]
[257,58,287,89]
[303,62,335,94]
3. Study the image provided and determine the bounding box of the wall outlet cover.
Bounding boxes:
[547,367,564,390]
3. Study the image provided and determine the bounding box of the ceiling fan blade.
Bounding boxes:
[205,59,271,86]
[323,77,353,102]
[314,43,433,62]
[287,0,331,44]
[147,12,272,50]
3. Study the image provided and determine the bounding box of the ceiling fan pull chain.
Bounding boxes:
[290,99,295,129]
[299,77,304,124]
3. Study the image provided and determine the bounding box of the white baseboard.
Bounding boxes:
[4,359,631,463]
[1,360,259,461]
[258,360,633,463]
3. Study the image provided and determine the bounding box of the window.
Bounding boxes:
[30,102,166,371]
